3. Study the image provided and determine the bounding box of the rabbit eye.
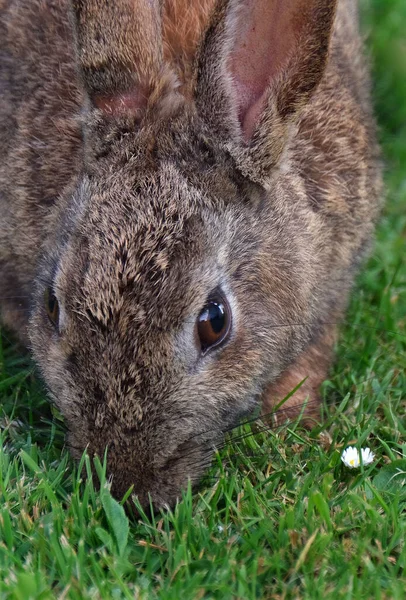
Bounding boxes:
[197,294,231,353]
[44,288,60,329]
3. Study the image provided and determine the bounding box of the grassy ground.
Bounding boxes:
[1,1,405,598]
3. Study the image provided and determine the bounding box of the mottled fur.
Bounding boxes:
[0,0,382,508]
[163,0,216,84]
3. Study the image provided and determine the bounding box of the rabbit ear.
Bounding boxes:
[71,0,174,117]
[196,0,337,171]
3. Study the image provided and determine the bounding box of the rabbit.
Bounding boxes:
[0,0,382,509]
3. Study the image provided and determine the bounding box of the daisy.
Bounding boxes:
[341,446,375,468]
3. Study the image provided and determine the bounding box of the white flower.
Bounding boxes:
[360,447,375,465]
[341,446,375,468]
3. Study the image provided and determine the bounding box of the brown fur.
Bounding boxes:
[0,0,382,508]
[163,0,216,82]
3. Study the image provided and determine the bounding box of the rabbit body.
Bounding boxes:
[0,0,382,507]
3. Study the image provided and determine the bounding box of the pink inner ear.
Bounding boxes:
[94,89,149,118]
[228,0,301,140]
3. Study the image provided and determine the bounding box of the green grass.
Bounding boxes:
[1,1,405,598]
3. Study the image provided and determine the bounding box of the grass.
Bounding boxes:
[1,1,405,598]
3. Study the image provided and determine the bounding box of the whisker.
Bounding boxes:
[177,373,400,463]
[1,306,404,339]
[180,369,400,460]
[180,317,406,340]
[219,392,392,451]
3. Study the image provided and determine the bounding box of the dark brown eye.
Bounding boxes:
[197,296,231,353]
[44,288,60,328]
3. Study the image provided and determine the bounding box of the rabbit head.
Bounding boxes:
[29,0,341,508]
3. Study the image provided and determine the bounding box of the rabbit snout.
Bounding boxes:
[98,431,218,511]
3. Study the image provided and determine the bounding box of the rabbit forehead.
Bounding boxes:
[57,164,241,330]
